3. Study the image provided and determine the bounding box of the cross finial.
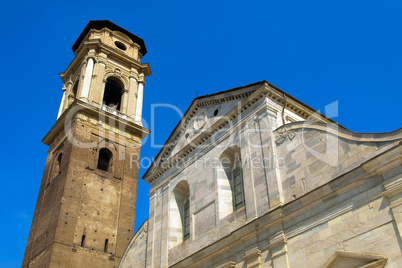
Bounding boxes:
[195,91,199,97]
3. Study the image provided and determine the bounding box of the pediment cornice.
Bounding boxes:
[143,81,345,183]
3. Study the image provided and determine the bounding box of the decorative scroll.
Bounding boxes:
[275,126,296,145]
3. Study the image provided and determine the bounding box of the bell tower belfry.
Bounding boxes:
[22,20,151,268]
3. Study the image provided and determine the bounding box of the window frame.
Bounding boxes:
[183,196,190,241]
[232,160,245,211]
[97,148,113,172]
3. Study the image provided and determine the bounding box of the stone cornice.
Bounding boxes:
[60,39,151,84]
[42,99,150,146]
[278,122,402,144]
[383,177,402,199]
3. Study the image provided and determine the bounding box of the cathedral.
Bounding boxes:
[23,21,402,268]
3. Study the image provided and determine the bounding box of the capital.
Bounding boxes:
[138,73,146,84]
[85,55,96,64]
[129,73,139,81]
[66,80,74,88]
[97,57,107,66]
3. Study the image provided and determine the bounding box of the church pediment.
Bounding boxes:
[150,82,263,172]
[167,89,256,158]
[143,80,342,183]
[323,251,387,268]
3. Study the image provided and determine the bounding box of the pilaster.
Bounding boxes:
[135,74,145,124]
[243,247,261,268]
[57,87,67,119]
[239,123,257,220]
[263,107,285,209]
[268,230,289,268]
[79,55,95,102]
[127,70,139,119]
[146,193,157,268]
[91,52,108,106]
[383,177,402,240]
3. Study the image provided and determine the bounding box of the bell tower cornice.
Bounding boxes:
[43,99,150,147]
[60,40,151,83]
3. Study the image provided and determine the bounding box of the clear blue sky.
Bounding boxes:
[1,1,401,267]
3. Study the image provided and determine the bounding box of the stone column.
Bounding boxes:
[80,57,94,102]
[135,81,144,124]
[62,83,70,111]
[65,81,75,106]
[75,63,86,100]
[57,87,67,119]
[91,55,107,106]
[127,74,139,120]
[121,89,129,114]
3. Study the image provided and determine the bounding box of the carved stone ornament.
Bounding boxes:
[194,112,207,131]
[114,68,122,77]
[275,126,296,145]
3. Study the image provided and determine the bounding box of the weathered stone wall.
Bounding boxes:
[23,112,142,267]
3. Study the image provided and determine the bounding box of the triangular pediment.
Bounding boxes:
[323,251,387,268]
[168,86,261,158]
[148,82,263,174]
[143,80,340,183]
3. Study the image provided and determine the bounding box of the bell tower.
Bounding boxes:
[22,21,151,267]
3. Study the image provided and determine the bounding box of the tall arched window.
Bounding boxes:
[232,160,244,210]
[103,78,123,111]
[219,146,245,217]
[97,148,113,172]
[183,197,190,241]
[170,180,190,248]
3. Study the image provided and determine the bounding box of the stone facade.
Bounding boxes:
[23,21,151,267]
[119,82,402,267]
[23,20,402,268]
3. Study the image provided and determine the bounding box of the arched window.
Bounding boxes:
[183,198,190,241]
[219,146,245,218]
[53,153,62,177]
[103,78,123,110]
[169,180,190,248]
[97,148,112,172]
[232,160,244,210]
